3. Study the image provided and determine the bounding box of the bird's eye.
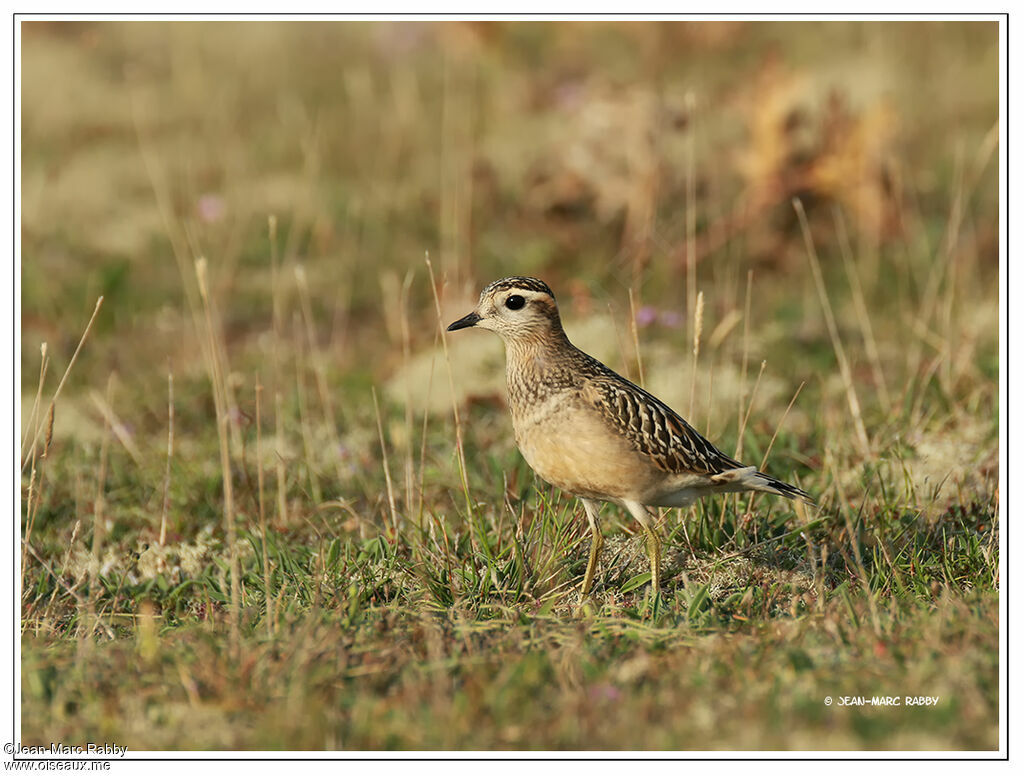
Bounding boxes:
[505,295,526,310]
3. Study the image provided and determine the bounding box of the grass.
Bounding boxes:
[19,20,1000,751]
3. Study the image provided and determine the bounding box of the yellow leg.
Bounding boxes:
[643,521,662,595]
[624,501,661,598]
[580,499,603,595]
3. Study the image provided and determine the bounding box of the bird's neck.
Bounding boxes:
[503,328,578,414]
[504,327,571,366]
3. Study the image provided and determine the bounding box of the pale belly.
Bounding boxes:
[512,399,664,502]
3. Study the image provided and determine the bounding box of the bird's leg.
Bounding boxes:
[645,522,662,596]
[624,501,661,599]
[580,498,604,596]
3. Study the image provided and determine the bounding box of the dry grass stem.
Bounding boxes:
[793,198,872,458]
[627,287,646,388]
[293,318,323,505]
[685,90,698,345]
[425,254,474,526]
[21,342,49,457]
[760,381,806,471]
[159,367,174,547]
[23,297,104,471]
[295,264,347,486]
[737,270,753,449]
[372,386,400,537]
[255,382,273,638]
[416,328,441,528]
[88,389,143,466]
[735,359,766,461]
[833,207,892,413]
[398,270,418,517]
[194,258,240,650]
[689,290,704,419]
[274,391,290,528]
[85,373,115,643]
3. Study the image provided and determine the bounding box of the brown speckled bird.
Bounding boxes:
[448,276,812,596]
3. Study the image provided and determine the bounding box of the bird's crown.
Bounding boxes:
[480,276,555,301]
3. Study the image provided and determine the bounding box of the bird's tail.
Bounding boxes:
[710,466,815,506]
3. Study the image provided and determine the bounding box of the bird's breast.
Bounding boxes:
[509,390,663,502]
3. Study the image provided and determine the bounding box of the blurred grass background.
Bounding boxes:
[20,20,999,751]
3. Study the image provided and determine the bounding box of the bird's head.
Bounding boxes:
[447,277,563,343]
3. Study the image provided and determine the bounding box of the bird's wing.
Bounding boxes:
[583,365,744,476]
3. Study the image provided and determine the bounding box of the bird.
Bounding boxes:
[447,276,813,598]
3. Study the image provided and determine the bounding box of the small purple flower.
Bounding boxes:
[635,306,658,328]
[197,194,226,224]
[373,22,429,57]
[553,80,586,111]
[588,683,622,703]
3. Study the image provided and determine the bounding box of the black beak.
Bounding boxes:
[447,311,481,332]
